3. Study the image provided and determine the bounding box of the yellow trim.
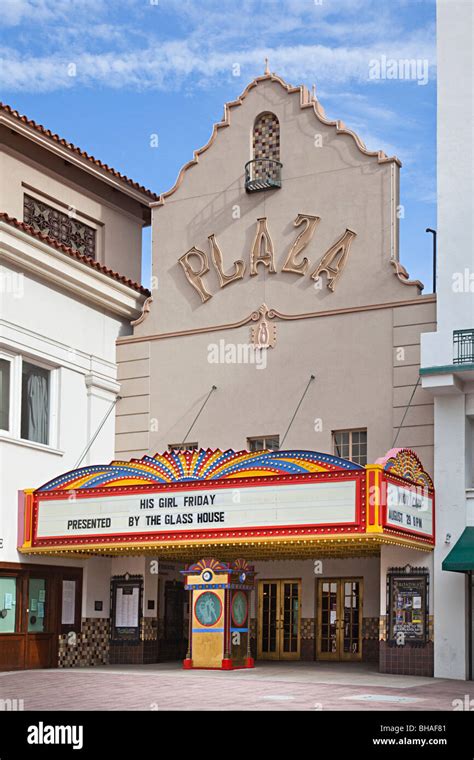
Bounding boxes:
[22,489,35,549]
[366,465,383,533]
[18,532,433,561]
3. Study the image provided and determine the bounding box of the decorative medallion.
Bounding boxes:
[195,592,222,626]
[231,591,248,627]
[250,303,276,349]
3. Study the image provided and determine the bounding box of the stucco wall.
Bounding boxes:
[0,137,144,284]
[117,75,435,474]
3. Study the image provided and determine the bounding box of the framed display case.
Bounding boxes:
[110,574,143,644]
[387,565,429,645]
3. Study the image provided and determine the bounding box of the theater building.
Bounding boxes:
[12,69,438,675]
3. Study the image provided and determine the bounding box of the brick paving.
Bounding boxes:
[1,662,473,711]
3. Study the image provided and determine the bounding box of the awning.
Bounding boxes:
[442,528,474,573]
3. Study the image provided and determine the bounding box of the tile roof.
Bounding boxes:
[0,102,159,201]
[0,212,151,296]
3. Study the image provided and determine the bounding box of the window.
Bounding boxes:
[0,353,55,448]
[253,112,280,164]
[248,436,280,452]
[21,361,50,445]
[0,577,17,634]
[168,442,199,451]
[0,358,11,432]
[246,112,282,192]
[23,194,96,259]
[333,429,367,465]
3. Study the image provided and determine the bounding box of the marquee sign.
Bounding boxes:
[18,448,435,558]
[34,479,358,542]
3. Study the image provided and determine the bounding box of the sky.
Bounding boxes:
[0,0,437,290]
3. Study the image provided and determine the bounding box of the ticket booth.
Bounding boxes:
[182,558,255,670]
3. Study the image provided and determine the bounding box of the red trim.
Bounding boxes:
[0,103,159,200]
[0,213,150,296]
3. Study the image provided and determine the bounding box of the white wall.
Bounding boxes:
[0,260,129,574]
[420,0,474,679]
[433,394,469,678]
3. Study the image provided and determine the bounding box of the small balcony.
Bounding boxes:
[245,159,282,193]
[453,329,474,364]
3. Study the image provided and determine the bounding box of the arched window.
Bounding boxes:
[246,112,281,192]
[252,111,280,163]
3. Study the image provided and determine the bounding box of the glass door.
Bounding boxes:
[341,579,362,661]
[318,579,339,659]
[258,579,301,660]
[27,577,48,633]
[25,575,54,669]
[317,578,363,661]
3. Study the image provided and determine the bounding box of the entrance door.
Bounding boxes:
[316,578,363,661]
[162,581,186,660]
[25,575,55,669]
[258,580,301,660]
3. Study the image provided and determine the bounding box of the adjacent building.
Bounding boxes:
[420,0,474,681]
[0,104,153,669]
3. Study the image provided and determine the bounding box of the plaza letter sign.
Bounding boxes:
[35,480,358,543]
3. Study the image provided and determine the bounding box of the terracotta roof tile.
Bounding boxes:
[0,102,159,201]
[0,212,151,296]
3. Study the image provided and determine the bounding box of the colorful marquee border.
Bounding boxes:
[36,448,364,493]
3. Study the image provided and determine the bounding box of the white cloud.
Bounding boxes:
[2,0,109,26]
[0,0,436,93]
[0,33,436,94]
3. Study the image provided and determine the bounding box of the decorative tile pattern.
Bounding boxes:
[362,617,379,639]
[300,618,315,640]
[24,194,96,259]
[58,618,109,668]
[141,617,158,641]
[378,614,434,675]
[380,641,434,677]
[253,112,280,162]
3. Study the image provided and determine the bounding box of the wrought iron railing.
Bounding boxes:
[245,159,282,192]
[453,329,474,364]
